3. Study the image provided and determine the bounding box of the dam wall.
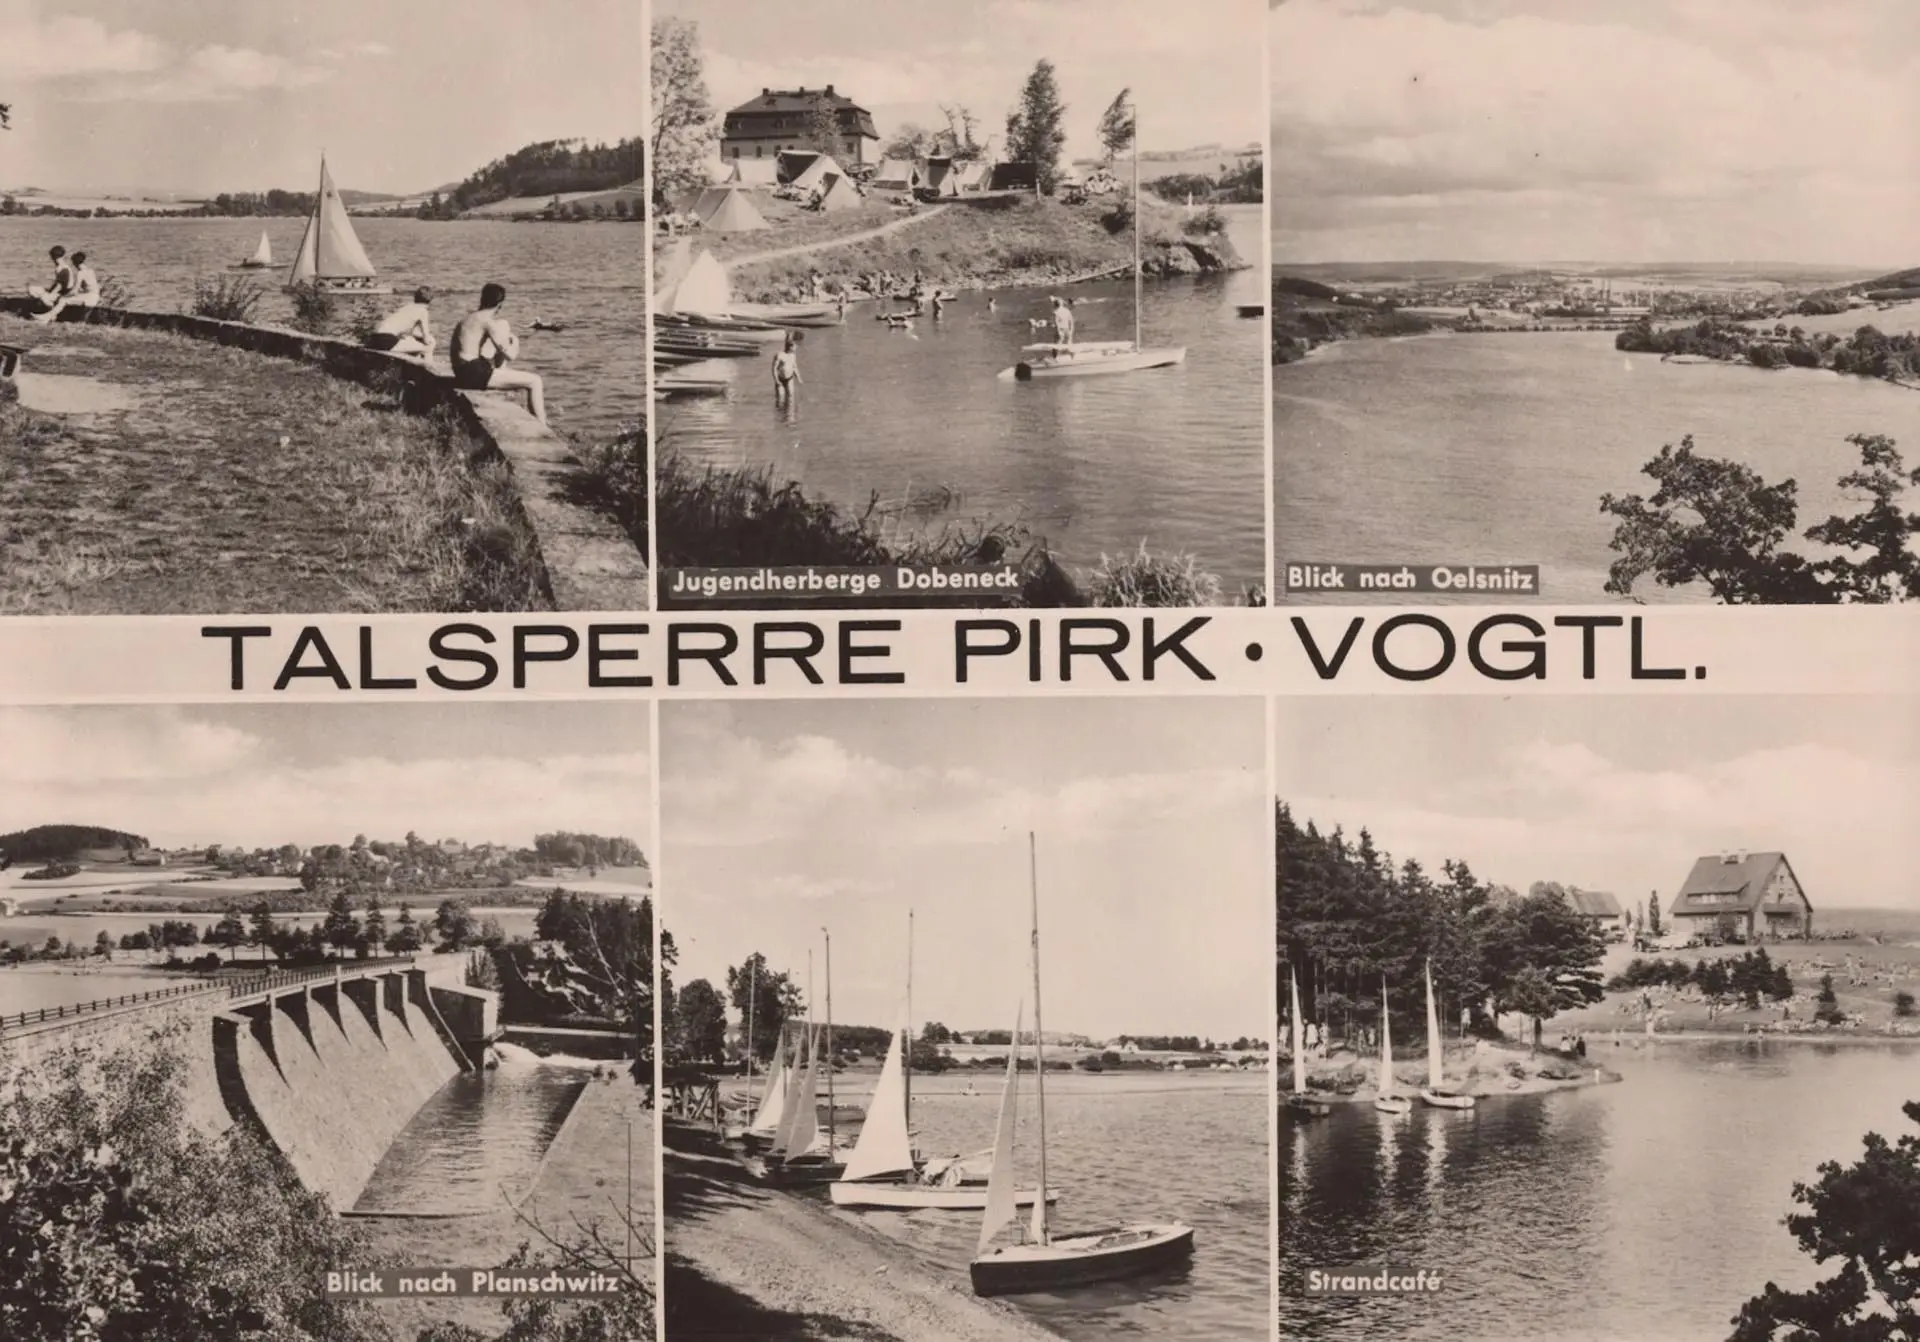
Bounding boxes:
[214,969,466,1210]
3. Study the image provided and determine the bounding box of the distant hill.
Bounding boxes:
[1274,274,1339,301]
[0,824,151,863]
[337,189,401,205]
[1863,265,1920,290]
[446,137,643,213]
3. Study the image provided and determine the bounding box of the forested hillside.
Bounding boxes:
[449,138,644,210]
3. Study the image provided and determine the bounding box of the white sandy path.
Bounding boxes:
[725,204,951,268]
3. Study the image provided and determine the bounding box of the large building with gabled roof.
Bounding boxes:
[1667,851,1812,943]
[721,86,879,168]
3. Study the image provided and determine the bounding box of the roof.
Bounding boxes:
[1670,852,1804,918]
[723,86,878,140]
[1564,888,1623,919]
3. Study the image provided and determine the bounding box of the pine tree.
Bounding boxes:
[1005,59,1068,194]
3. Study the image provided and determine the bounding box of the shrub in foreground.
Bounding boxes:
[187,274,264,323]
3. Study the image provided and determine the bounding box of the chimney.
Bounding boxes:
[762,87,770,95]
[826,84,835,95]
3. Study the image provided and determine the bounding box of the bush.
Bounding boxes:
[187,273,263,323]
[287,283,336,334]
[1184,203,1227,236]
[1085,544,1225,606]
[1896,990,1916,1018]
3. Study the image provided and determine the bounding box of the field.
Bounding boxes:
[0,322,546,613]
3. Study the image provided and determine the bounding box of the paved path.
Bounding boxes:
[726,204,951,267]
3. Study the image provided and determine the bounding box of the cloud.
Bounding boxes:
[0,709,650,851]
[1272,0,1920,260]
[76,44,336,103]
[0,12,167,80]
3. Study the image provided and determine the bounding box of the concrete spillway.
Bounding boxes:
[213,968,484,1210]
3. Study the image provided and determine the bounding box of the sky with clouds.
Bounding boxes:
[1275,695,1920,912]
[659,699,1270,1043]
[0,1,643,195]
[0,704,652,853]
[656,0,1265,165]
[1272,0,1920,265]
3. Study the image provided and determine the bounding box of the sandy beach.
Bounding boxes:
[664,1126,1059,1341]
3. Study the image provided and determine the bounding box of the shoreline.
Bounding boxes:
[664,1131,1058,1341]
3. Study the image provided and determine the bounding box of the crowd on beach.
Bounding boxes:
[24,245,100,322]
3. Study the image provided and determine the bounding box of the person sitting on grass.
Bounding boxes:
[772,330,801,409]
[449,281,545,425]
[365,286,435,358]
[27,246,75,322]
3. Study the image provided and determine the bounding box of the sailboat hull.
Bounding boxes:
[286,279,392,296]
[1002,346,1187,381]
[1419,1089,1478,1110]
[828,1181,1056,1211]
[1374,1096,1413,1115]
[1285,1093,1333,1119]
[758,1157,848,1187]
[970,1223,1195,1296]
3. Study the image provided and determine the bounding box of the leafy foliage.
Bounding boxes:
[0,826,150,863]
[1730,1101,1920,1342]
[726,953,804,1065]
[186,275,264,323]
[1096,88,1135,162]
[1601,434,1920,603]
[1004,60,1069,194]
[670,979,728,1064]
[650,17,717,205]
[448,139,643,212]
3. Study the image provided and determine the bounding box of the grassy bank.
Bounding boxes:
[693,193,1246,305]
[0,322,547,613]
[603,445,1258,608]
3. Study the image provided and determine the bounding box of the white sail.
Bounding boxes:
[774,1032,821,1159]
[839,1017,914,1182]
[1290,967,1307,1096]
[1425,961,1443,1092]
[1379,980,1394,1098]
[665,250,733,317]
[249,231,272,265]
[747,1030,789,1134]
[288,158,377,285]
[975,1001,1024,1257]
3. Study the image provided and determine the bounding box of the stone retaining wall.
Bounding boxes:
[0,299,648,610]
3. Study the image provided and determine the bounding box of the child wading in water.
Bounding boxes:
[772,330,801,408]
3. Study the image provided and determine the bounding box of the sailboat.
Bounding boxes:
[760,934,854,1186]
[1285,965,1331,1119]
[286,156,391,295]
[235,231,273,269]
[1001,104,1187,381]
[969,834,1194,1297]
[832,912,1053,1210]
[731,1023,789,1146]
[1374,976,1411,1115]
[1418,960,1477,1110]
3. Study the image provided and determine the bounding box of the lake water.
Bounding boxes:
[1273,330,1920,602]
[661,205,1267,595]
[353,1055,591,1215]
[828,1069,1269,1340]
[1278,1039,1920,1341]
[0,216,643,442]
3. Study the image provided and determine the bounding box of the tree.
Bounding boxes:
[1730,1100,1920,1341]
[1004,59,1068,194]
[433,899,477,952]
[387,904,422,954]
[209,911,246,962]
[1648,892,1662,937]
[362,897,386,957]
[727,953,804,1064]
[1,103,10,131]
[672,979,728,1064]
[1816,973,1846,1025]
[320,888,358,954]
[1097,88,1135,163]
[247,902,275,961]
[803,93,841,156]
[1601,434,1920,603]
[884,123,934,162]
[94,930,112,960]
[1896,991,1917,1018]
[920,1021,954,1044]
[939,104,984,160]
[650,17,717,206]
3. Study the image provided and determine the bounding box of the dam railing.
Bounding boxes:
[0,955,420,1035]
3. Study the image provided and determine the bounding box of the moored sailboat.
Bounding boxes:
[1419,960,1477,1110]
[286,156,391,295]
[1285,965,1332,1118]
[1001,103,1186,381]
[1374,976,1412,1115]
[968,834,1194,1297]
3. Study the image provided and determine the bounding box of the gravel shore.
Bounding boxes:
[664,1128,1059,1341]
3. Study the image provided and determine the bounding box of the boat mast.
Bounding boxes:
[1028,832,1050,1246]
[744,959,757,1104]
[316,153,327,282]
[1131,107,1141,352]
[905,909,914,1130]
[824,927,836,1154]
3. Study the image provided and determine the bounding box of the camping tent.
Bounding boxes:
[871,158,921,192]
[775,150,821,186]
[811,169,860,211]
[923,157,962,197]
[689,185,770,233]
[728,158,780,187]
[788,153,845,194]
[954,161,991,192]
